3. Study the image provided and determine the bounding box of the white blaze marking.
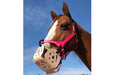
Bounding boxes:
[45,20,58,40]
[43,20,58,48]
[36,20,58,55]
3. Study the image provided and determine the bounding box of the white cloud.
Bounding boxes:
[24,6,48,20]
[24,6,51,30]
[24,46,38,65]
[28,71,37,75]
[54,67,91,75]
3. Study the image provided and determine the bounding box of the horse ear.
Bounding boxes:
[51,10,57,20]
[62,2,71,18]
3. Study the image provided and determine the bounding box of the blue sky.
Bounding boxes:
[24,0,91,75]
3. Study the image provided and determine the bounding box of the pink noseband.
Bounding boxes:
[43,25,78,60]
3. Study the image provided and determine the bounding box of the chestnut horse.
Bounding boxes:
[39,2,91,71]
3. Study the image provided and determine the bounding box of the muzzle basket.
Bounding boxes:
[33,45,61,74]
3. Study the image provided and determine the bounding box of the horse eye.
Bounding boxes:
[60,24,65,28]
[60,24,69,30]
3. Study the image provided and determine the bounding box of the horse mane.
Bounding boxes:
[73,21,87,53]
[73,21,91,71]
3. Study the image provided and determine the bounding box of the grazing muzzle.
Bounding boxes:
[33,44,61,74]
[33,24,78,74]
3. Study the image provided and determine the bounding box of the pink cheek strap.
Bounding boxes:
[43,33,75,47]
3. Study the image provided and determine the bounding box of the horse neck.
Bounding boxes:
[74,24,91,71]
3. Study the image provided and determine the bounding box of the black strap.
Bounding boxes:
[73,22,78,41]
[39,39,44,47]
[73,21,87,53]
[56,46,62,54]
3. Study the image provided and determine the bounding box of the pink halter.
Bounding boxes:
[42,25,78,60]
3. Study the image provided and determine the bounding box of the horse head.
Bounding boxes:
[33,2,91,74]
